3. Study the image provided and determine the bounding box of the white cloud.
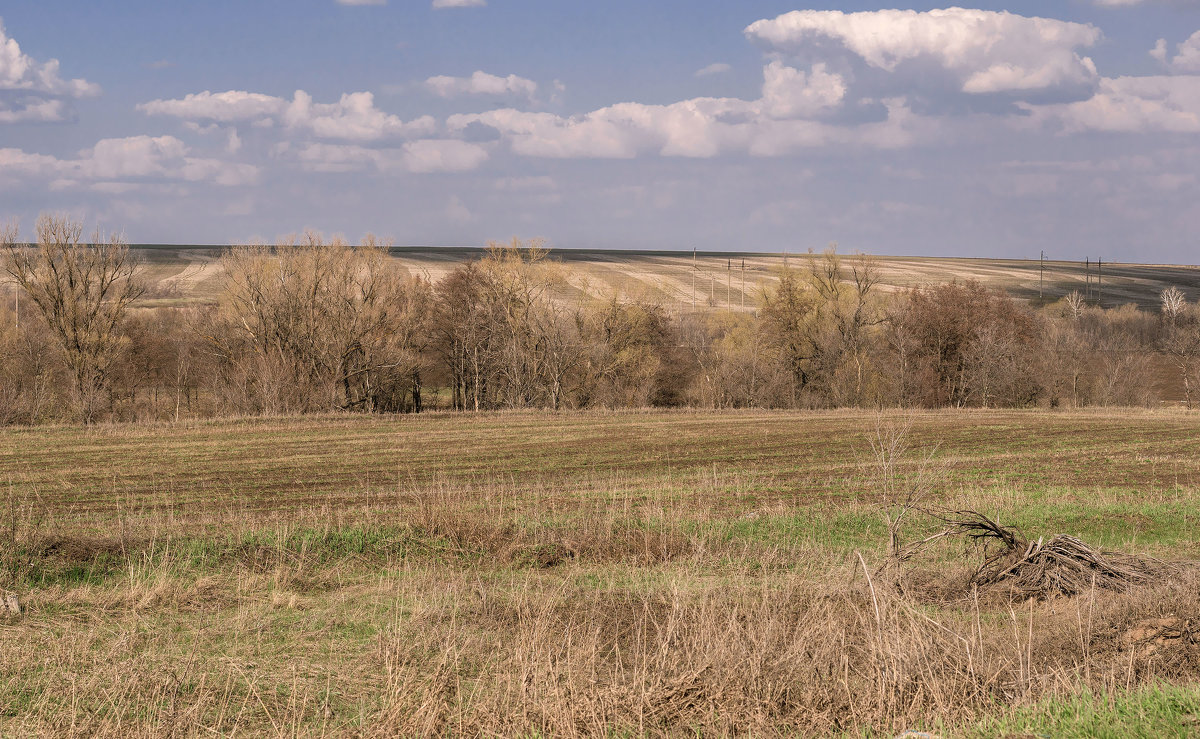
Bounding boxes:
[1024,75,1200,133]
[402,139,490,172]
[695,63,731,78]
[139,89,436,141]
[446,58,929,161]
[0,135,258,188]
[432,0,485,8]
[0,96,67,123]
[290,139,489,174]
[439,8,1124,164]
[0,21,100,97]
[138,90,286,122]
[425,71,537,100]
[0,20,100,123]
[760,61,846,119]
[1151,39,1170,64]
[745,8,1100,99]
[449,90,925,161]
[0,148,61,175]
[283,90,436,141]
[290,142,379,173]
[1170,31,1200,73]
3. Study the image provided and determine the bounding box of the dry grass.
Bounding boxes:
[3,408,1200,736]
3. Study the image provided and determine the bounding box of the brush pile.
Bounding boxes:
[938,511,1173,598]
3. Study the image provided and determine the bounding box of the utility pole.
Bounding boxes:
[691,248,696,311]
[1085,257,1091,301]
[1039,250,1044,300]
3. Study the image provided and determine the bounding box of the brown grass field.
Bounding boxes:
[122,245,1200,311]
[3,408,1200,736]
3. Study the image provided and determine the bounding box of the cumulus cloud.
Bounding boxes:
[139,89,436,141]
[1022,75,1200,133]
[403,139,490,172]
[283,91,436,140]
[439,7,1131,165]
[1168,31,1200,72]
[695,63,731,78]
[0,148,62,176]
[432,0,485,8]
[0,20,100,123]
[448,83,924,161]
[0,96,67,123]
[289,139,489,174]
[760,61,846,119]
[0,21,100,97]
[745,8,1100,100]
[446,8,1124,164]
[0,135,258,188]
[138,90,286,122]
[1151,39,1170,64]
[425,71,537,100]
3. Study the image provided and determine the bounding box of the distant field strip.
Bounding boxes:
[89,247,1200,309]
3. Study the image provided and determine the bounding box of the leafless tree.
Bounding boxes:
[205,232,430,414]
[1064,290,1086,320]
[1162,301,1200,408]
[3,215,144,422]
[1161,286,1186,326]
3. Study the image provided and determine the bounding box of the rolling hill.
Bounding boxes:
[128,245,1200,311]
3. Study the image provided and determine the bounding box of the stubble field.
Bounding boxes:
[123,246,1200,311]
[2,408,1200,736]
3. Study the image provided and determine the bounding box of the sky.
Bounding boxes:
[2,1,1200,261]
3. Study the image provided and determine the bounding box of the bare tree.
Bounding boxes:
[760,248,885,407]
[3,215,144,422]
[432,239,587,410]
[205,232,430,414]
[1162,301,1200,408]
[1161,286,1186,326]
[1064,290,1086,320]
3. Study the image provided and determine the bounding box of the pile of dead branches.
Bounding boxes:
[925,511,1175,598]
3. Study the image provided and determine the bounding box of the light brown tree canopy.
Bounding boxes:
[3,215,144,421]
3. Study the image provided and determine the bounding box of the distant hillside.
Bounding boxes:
[127,245,1200,311]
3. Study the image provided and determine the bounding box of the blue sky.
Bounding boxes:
[2,1,1200,261]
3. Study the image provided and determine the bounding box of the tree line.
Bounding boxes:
[2,215,1198,425]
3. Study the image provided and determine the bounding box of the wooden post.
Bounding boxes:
[741,259,745,311]
[691,249,700,309]
[1039,250,1044,300]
